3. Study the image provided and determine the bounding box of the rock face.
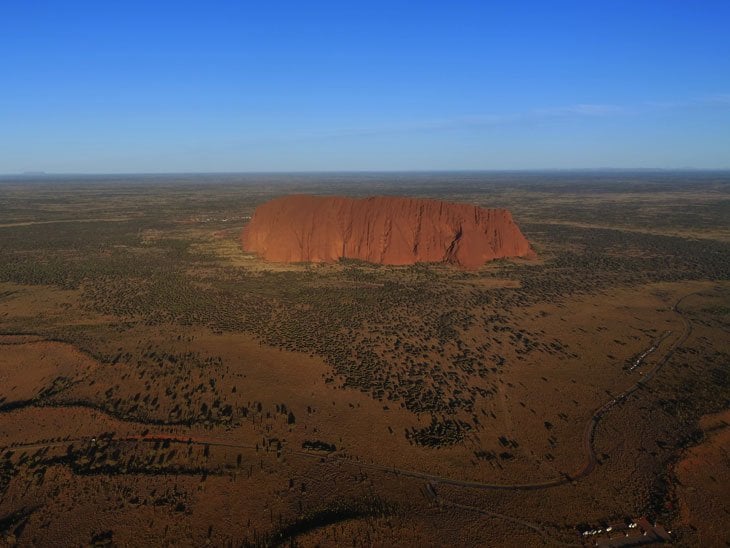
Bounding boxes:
[241,195,535,269]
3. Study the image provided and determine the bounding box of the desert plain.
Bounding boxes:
[0,171,728,546]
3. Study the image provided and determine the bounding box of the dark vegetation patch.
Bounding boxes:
[262,496,394,547]
[0,507,35,542]
[301,440,337,452]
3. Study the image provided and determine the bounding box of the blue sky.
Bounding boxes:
[1,1,729,172]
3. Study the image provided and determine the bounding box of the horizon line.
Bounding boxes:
[3,167,730,178]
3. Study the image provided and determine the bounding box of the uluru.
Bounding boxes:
[241,195,535,269]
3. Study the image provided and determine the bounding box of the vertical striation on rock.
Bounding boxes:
[241,195,535,269]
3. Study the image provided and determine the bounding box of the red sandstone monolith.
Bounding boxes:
[242,195,535,269]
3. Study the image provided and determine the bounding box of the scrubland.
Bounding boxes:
[0,172,728,546]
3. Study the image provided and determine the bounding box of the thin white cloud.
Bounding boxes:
[699,93,730,106]
[222,93,729,147]
[533,103,625,117]
[308,102,626,139]
[644,94,730,110]
[329,93,729,139]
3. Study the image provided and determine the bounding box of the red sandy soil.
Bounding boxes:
[674,410,730,546]
[242,195,535,269]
